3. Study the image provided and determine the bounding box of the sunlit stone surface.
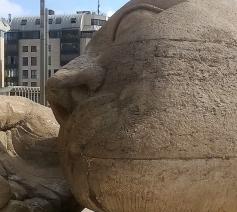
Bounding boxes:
[47,0,237,211]
[0,96,77,211]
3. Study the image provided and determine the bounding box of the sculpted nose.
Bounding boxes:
[46,55,105,125]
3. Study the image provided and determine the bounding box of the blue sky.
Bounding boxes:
[0,0,129,18]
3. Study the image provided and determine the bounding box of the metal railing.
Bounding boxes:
[0,86,40,103]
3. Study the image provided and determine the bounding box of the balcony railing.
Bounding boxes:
[0,86,40,103]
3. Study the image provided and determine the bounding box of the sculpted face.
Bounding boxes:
[47,0,237,211]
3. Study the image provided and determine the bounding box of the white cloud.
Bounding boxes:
[106,10,115,17]
[0,0,24,18]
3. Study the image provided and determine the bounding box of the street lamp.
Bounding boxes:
[40,0,48,105]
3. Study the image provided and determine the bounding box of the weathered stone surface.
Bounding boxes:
[9,181,27,201]
[24,198,54,212]
[1,200,30,212]
[0,176,11,209]
[47,0,237,211]
[0,162,7,178]
[0,96,59,165]
[0,97,78,212]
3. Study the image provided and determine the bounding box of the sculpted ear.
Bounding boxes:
[112,3,163,42]
[46,55,105,125]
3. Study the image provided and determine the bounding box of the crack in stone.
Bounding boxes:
[0,121,24,132]
[87,38,237,54]
[84,155,236,161]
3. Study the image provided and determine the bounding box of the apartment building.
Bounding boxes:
[0,19,10,87]
[5,11,106,87]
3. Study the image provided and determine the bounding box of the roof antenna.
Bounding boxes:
[97,0,100,15]
[8,14,12,23]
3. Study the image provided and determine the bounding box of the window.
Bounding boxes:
[61,29,80,41]
[35,19,40,25]
[22,70,28,79]
[49,30,61,38]
[31,70,37,79]
[91,19,97,25]
[22,57,28,66]
[70,18,76,23]
[54,69,58,74]
[22,46,28,52]
[8,56,17,65]
[31,46,37,52]
[81,31,93,38]
[21,31,40,39]
[61,43,80,54]
[21,19,27,25]
[55,17,61,24]
[48,9,55,15]
[6,32,19,41]
[48,44,51,52]
[31,82,37,87]
[22,82,28,86]
[7,69,17,77]
[31,57,37,66]
[48,19,53,24]
[48,56,51,65]
[7,43,18,54]
[91,19,106,26]
[99,19,106,26]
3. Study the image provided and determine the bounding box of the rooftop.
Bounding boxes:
[10,13,107,31]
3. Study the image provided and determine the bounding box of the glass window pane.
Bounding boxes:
[31,82,37,87]
[22,70,28,79]
[56,18,61,24]
[71,18,76,23]
[31,46,37,52]
[49,19,53,24]
[21,19,27,25]
[31,57,37,66]
[22,46,28,52]
[31,70,37,79]
[22,57,28,66]
[35,19,40,25]
[48,56,51,65]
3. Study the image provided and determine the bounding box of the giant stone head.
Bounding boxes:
[47,0,237,211]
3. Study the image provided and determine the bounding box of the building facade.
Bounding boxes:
[5,11,106,87]
[0,19,10,87]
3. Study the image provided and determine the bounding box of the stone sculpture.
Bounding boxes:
[47,0,237,211]
[0,96,81,212]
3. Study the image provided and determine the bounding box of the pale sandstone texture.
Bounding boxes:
[0,96,81,212]
[47,0,237,211]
